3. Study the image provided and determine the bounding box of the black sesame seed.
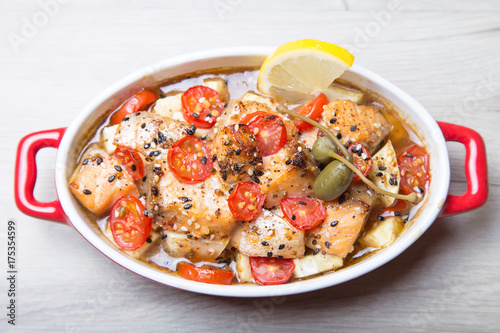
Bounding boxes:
[122,117,130,122]
[325,241,330,249]
[183,203,193,210]
[96,157,103,165]
[201,135,208,140]
[337,133,342,140]
[212,154,217,162]
[82,158,89,165]
[389,178,398,186]
[406,153,413,158]
[235,148,242,155]
[83,189,92,195]
[379,166,387,170]
[329,118,337,124]
[251,175,260,184]
[291,215,296,220]
[146,238,152,243]
[221,171,227,181]
[394,211,402,216]
[254,170,264,176]
[114,165,122,172]
[312,239,317,245]
[350,125,357,132]
[108,175,116,182]
[142,176,147,182]
[153,151,161,156]
[144,143,150,149]
[376,172,383,177]
[152,186,159,196]
[180,197,190,202]
[277,255,284,259]
[267,252,273,258]
[338,194,347,204]
[298,201,307,205]
[201,157,207,165]
[192,112,199,118]
[152,137,158,145]
[261,241,269,246]
[131,164,137,171]
[278,244,285,250]
[330,221,338,227]
[161,234,168,240]
[378,216,385,221]
[417,186,424,193]
[141,123,146,129]
[313,249,320,255]
[248,160,256,165]
[285,159,293,165]
[231,246,237,251]
[143,209,149,216]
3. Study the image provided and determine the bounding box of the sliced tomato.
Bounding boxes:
[113,146,144,181]
[379,199,408,219]
[280,197,326,230]
[249,257,295,286]
[347,142,374,182]
[398,145,430,194]
[178,262,233,285]
[181,85,225,129]
[167,136,213,184]
[228,182,266,221]
[110,89,158,125]
[293,93,328,132]
[110,196,152,251]
[240,111,287,156]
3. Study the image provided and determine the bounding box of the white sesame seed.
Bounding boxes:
[181,211,188,216]
[247,168,254,175]
[173,224,178,230]
[334,126,340,131]
[181,226,188,232]
[235,124,239,131]
[315,244,321,249]
[206,216,212,221]
[298,146,302,152]
[210,234,215,240]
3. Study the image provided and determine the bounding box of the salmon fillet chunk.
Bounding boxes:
[260,139,319,208]
[68,145,139,215]
[319,99,391,153]
[146,163,236,242]
[305,182,378,258]
[229,209,305,259]
[114,111,194,157]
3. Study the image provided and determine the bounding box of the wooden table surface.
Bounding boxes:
[1,1,499,332]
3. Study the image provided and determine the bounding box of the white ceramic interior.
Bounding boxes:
[55,47,450,297]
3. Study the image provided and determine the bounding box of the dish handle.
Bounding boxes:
[438,122,488,217]
[14,128,67,223]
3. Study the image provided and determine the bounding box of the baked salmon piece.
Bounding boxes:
[146,164,236,242]
[305,182,378,258]
[319,99,391,153]
[68,145,139,215]
[211,124,263,185]
[229,209,305,259]
[260,139,319,208]
[214,100,298,141]
[114,111,194,157]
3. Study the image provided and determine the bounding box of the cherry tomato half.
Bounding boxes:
[240,111,287,156]
[249,257,295,286]
[181,86,225,129]
[110,89,158,125]
[110,196,152,251]
[113,146,144,181]
[167,136,213,184]
[398,145,430,194]
[379,199,408,219]
[228,182,266,221]
[280,197,326,230]
[293,93,328,132]
[178,262,233,285]
[347,142,374,182]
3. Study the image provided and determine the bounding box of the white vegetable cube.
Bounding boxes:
[322,83,364,104]
[162,231,229,262]
[367,140,400,207]
[104,221,160,259]
[241,91,278,109]
[235,253,254,283]
[101,125,119,154]
[293,253,343,278]
[153,93,183,119]
[358,217,404,249]
[203,77,230,102]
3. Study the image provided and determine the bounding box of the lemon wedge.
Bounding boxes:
[258,39,354,103]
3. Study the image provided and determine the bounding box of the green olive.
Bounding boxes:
[313,160,353,201]
[312,137,339,164]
